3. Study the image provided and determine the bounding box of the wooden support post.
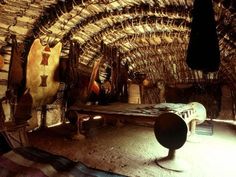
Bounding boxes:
[187,119,201,143]
[190,119,197,135]
[40,105,47,129]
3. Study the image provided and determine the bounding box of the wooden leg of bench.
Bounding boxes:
[187,120,200,143]
[190,119,197,135]
[72,118,85,140]
[103,117,107,127]
[116,119,124,127]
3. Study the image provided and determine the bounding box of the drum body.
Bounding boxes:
[154,102,206,149]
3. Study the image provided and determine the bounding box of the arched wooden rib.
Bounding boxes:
[0,0,234,93]
[77,19,189,65]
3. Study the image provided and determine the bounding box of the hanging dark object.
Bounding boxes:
[7,35,24,95]
[186,0,220,72]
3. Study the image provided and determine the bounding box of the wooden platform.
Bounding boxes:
[69,102,187,124]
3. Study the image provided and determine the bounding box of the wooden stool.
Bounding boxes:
[1,122,29,148]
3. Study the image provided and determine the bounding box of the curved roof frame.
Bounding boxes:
[0,0,234,86]
[76,20,189,65]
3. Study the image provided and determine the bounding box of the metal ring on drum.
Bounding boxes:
[154,112,189,172]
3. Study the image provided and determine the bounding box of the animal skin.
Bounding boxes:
[26,39,62,107]
[0,55,4,69]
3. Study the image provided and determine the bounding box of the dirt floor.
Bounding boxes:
[28,121,236,177]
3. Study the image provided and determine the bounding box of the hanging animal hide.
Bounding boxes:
[0,97,6,129]
[8,35,24,92]
[117,62,128,102]
[14,89,33,124]
[65,41,80,85]
[26,39,62,107]
[88,58,101,96]
[186,0,220,72]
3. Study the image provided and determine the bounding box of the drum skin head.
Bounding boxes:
[154,113,188,149]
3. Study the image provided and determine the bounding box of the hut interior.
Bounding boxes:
[0,0,235,176]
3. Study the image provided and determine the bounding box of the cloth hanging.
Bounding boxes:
[186,0,220,72]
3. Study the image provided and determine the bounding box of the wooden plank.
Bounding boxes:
[68,103,188,124]
[0,84,7,98]
[0,72,8,80]
[1,62,9,71]
[8,26,28,35]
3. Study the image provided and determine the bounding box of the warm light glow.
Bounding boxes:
[208,118,236,125]
[93,115,102,120]
[47,122,62,128]
[82,117,90,121]
[28,122,63,132]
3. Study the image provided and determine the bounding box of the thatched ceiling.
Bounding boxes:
[0,0,235,87]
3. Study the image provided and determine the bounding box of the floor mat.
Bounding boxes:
[0,146,126,177]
